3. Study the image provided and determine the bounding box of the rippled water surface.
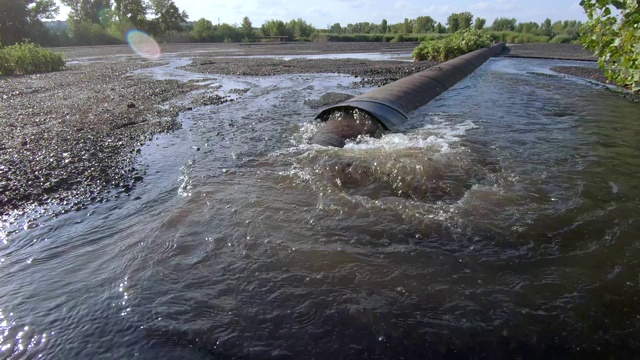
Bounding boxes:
[1,57,640,359]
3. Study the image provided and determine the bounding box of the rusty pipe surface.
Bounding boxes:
[311,42,505,147]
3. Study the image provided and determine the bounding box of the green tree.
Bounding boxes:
[345,22,377,34]
[329,22,342,34]
[447,12,473,32]
[551,20,564,37]
[491,17,517,31]
[458,12,473,30]
[474,17,486,30]
[61,0,110,24]
[402,18,412,33]
[414,16,435,33]
[581,0,640,92]
[148,0,188,35]
[0,0,59,45]
[241,16,254,38]
[540,18,552,37]
[260,19,289,37]
[191,18,214,41]
[0,0,59,44]
[380,19,387,34]
[113,0,147,28]
[287,18,314,38]
[518,21,539,34]
[447,13,460,32]
[29,0,59,22]
[435,22,446,33]
[218,23,240,42]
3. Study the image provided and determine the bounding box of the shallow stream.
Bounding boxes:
[1,57,639,358]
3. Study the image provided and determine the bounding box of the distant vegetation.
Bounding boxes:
[0,0,585,47]
[0,42,65,76]
[412,29,492,62]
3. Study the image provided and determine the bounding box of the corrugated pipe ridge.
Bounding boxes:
[311,42,505,147]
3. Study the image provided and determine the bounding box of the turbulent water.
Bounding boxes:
[1,57,639,359]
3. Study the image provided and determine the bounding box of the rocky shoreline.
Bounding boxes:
[0,42,630,216]
[551,65,640,102]
[0,61,203,216]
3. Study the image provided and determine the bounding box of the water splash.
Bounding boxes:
[126,30,161,60]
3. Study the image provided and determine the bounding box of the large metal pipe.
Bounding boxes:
[311,42,506,147]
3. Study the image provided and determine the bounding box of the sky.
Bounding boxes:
[55,0,588,28]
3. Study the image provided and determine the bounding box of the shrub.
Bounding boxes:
[0,46,15,76]
[418,33,450,42]
[412,29,492,62]
[0,41,65,76]
[485,31,550,43]
[69,21,123,46]
[550,35,574,43]
[390,34,404,42]
[512,34,549,43]
[310,33,423,42]
[581,0,640,92]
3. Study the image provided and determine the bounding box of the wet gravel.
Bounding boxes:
[187,57,437,87]
[552,66,608,83]
[304,92,354,109]
[551,66,640,102]
[501,43,597,61]
[0,61,203,216]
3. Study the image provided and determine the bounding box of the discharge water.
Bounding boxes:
[1,57,639,358]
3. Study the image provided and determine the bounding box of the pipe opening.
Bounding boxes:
[311,107,386,148]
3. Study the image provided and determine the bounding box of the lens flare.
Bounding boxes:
[126,30,161,60]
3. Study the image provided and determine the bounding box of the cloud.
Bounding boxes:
[469,2,490,10]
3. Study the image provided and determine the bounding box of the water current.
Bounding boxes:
[1,56,639,358]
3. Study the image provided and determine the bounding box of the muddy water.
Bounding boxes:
[1,57,640,359]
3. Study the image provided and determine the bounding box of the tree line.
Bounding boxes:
[324,14,581,41]
[0,0,584,47]
[1,0,187,46]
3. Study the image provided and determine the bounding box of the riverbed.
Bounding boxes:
[1,44,639,358]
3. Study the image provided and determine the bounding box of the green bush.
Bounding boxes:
[512,33,550,43]
[581,0,640,92]
[310,33,423,42]
[390,34,404,42]
[412,29,492,61]
[485,31,550,43]
[69,21,124,46]
[0,41,65,76]
[549,35,574,43]
[417,33,450,42]
[0,47,14,76]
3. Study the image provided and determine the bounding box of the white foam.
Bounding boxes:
[343,119,478,153]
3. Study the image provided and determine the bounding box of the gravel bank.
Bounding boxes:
[187,57,436,87]
[54,41,419,60]
[0,61,204,216]
[551,66,640,102]
[501,43,597,61]
[551,66,608,84]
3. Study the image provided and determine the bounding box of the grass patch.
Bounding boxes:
[485,31,550,43]
[0,41,65,76]
[549,35,575,43]
[310,33,442,42]
[412,29,492,61]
